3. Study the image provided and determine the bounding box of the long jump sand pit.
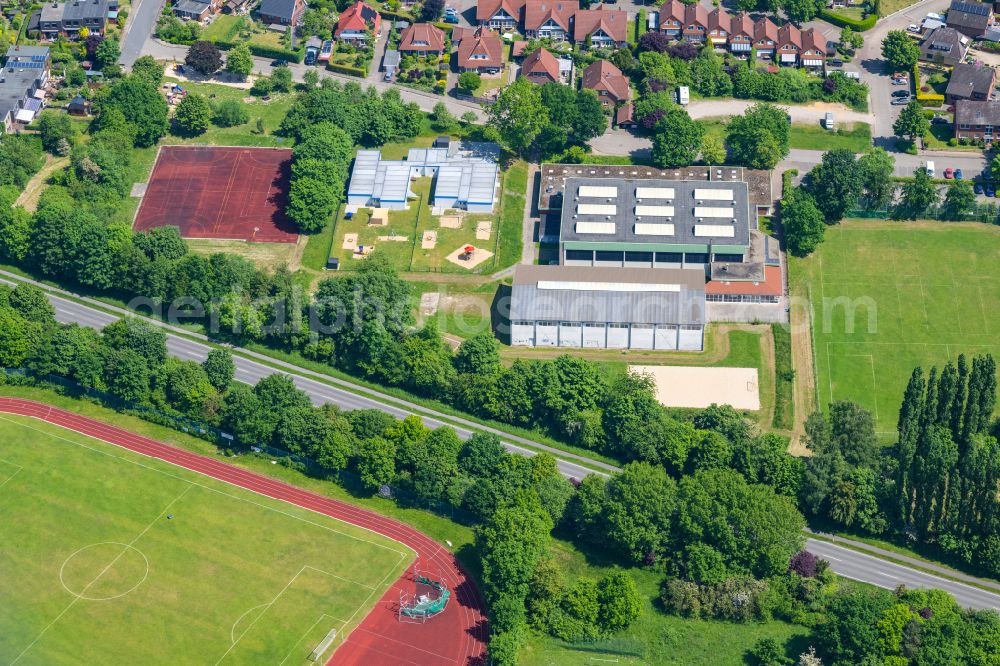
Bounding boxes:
[631,365,760,410]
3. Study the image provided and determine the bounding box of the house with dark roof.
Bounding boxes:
[920,26,970,66]
[955,98,1000,141]
[945,62,996,102]
[334,1,380,42]
[398,22,446,56]
[1,45,49,133]
[574,6,626,49]
[259,0,304,25]
[39,0,117,37]
[946,0,993,37]
[174,0,217,21]
[521,47,561,84]
[524,0,576,41]
[454,26,503,73]
[476,0,525,30]
[581,59,630,107]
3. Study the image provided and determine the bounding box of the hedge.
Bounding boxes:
[212,38,304,63]
[432,21,455,33]
[913,64,946,106]
[818,9,877,31]
[326,62,367,77]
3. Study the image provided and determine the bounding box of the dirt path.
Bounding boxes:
[16,155,68,212]
[788,281,817,456]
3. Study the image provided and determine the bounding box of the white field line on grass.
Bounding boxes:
[277,613,349,666]
[10,486,193,665]
[0,458,23,491]
[0,415,411,560]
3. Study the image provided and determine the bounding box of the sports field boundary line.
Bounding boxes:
[0,414,412,560]
[0,398,489,666]
[277,613,349,666]
[0,457,23,490]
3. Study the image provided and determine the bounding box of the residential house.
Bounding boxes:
[67,94,89,115]
[946,0,993,37]
[945,62,997,102]
[681,2,707,41]
[581,59,630,107]
[954,98,1000,141]
[524,0,576,42]
[476,0,524,30]
[0,45,50,133]
[776,22,800,66]
[728,13,755,56]
[920,27,970,66]
[174,0,217,21]
[521,47,561,84]
[398,22,446,56]
[334,1,380,43]
[259,0,305,25]
[39,0,116,37]
[706,8,730,47]
[222,0,252,14]
[574,6,627,49]
[753,17,778,59]
[800,27,827,69]
[615,102,635,128]
[454,26,504,74]
[657,0,685,39]
[658,0,706,42]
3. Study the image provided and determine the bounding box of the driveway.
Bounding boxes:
[687,99,874,125]
[119,0,167,67]
[141,39,486,120]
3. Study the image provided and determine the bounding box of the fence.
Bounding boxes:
[4,369,477,525]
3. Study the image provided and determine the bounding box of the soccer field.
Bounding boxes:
[0,414,411,665]
[792,220,1000,437]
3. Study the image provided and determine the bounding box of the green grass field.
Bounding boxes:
[700,118,872,153]
[0,414,410,665]
[791,220,1000,436]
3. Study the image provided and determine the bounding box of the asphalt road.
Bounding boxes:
[119,0,167,67]
[5,269,1000,609]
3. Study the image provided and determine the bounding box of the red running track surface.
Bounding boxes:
[0,398,489,666]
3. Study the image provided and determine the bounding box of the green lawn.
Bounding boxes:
[201,14,243,41]
[699,118,872,153]
[790,220,1000,437]
[0,414,410,665]
[301,214,338,271]
[923,124,981,151]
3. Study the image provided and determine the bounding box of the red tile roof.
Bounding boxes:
[707,7,731,33]
[574,6,627,43]
[476,0,526,23]
[457,25,503,69]
[754,16,778,43]
[778,22,801,48]
[730,12,754,39]
[801,27,826,54]
[335,1,379,35]
[615,101,634,125]
[398,22,446,52]
[705,265,783,297]
[524,0,577,33]
[521,47,560,83]
[581,59,630,103]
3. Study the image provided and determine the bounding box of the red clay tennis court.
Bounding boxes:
[134,146,299,244]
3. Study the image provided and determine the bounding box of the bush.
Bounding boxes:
[458,71,481,93]
[325,62,366,77]
[212,98,249,127]
[818,8,877,30]
[250,76,272,96]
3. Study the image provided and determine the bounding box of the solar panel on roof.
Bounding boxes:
[635,205,674,217]
[634,223,675,236]
[577,203,616,215]
[694,206,734,218]
[576,222,616,234]
[953,1,990,15]
[694,188,733,201]
[694,224,736,237]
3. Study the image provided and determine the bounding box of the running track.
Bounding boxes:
[0,398,489,666]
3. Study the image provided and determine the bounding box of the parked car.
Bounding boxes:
[944,167,955,179]
[270,59,287,67]
[304,50,317,65]
[908,23,920,32]
[925,161,936,177]
[931,116,949,124]
[975,182,984,194]
[988,185,996,197]
[831,57,844,67]
[955,169,963,180]
[891,96,910,105]
[892,90,910,98]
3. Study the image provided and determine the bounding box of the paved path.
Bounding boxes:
[119,0,166,67]
[686,98,874,124]
[0,397,489,665]
[139,39,486,120]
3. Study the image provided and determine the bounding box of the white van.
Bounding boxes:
[925,161,936,177]
[824,112,835,130]
[677,86,690,106]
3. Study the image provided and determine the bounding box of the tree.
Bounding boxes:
[303,69,319,89]
[725,104,789,169]
[225,43,254,78]
[131,55,164,86]
[749,638,792,666]
[841,25,864,52]
[596,570,641,633]
[212,98,249,127]
[271,64,293,93]
[896,167,939,218]
[782,0,822,23]
[96,76,169,148]
[461,111,478,125]
[893,100,929,141]
[638,31,671,53]
[815,588,895,664]
[421,0,444,20]
[458,71,481,94]
[104,348,151,404]
[882,31,921,71]
[202,348,234,391]
[780,190,825,257]
[185,40,223,75]
[808,149,862,223]
[857,147,896,209]
[37,111,76,155]
[0,307,37,367]
[101,318,167,367]
[355,436,397,491]
[454,333,501,375]
[0,135,44,188]
[943,180,975,219]
[651,106,704,168]
[573,90,607,142]
[95,38,121,69]
[431,102,457,131]
[487,78,548,156]
[173,93,212,135]
[701,134,726,165]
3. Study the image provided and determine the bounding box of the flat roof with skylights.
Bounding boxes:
[559,177,752,254]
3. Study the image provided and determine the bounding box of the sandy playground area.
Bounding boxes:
[445,246,494,270]
[630,365,760,410]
